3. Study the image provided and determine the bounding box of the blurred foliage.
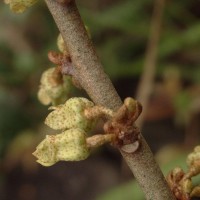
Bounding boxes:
[79,0,200,81]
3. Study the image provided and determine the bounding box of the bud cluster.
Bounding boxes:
[33,97,141,166]
[33,97,97,166]
[167,145,200,199]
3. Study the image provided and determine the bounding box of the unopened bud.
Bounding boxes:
[5,0,37,13]
[124,97,137,113]
[187,145,200,167]
[181,179,192,194]
[33,128,90,166]
[38,68,71,106]
[45,97,96,131]
[57,34,69,56]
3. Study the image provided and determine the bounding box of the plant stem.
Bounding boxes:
[45,0,121,111]
[44,0,175,199]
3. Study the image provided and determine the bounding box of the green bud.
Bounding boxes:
[33,128,89,166]
[56,128,89,161]
[38,68,71,106]
[37,87,51,106]
[57,34,69,55]
[124,97,137,113]
[32,135,57,166]
[45,97,96,131]
[187,145,200,166]
[5,0,37,13]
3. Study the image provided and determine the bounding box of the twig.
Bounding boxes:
[136,0,165,127]
[44,0,175,199]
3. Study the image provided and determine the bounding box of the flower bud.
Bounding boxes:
[32,135,57,166]
[171,167,184,182]
[45,97,96,131]
[57,34,69,56]
[33,128,90,166]
[38,68,71,106]
[56,128,89,161]
[187,145,200,167]
[37,88,51,106]
[5,0,37,13]
[124,97,137,113]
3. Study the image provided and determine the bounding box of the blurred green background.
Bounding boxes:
[0,0,200,199]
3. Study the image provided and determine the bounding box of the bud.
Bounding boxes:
[33,128,90,166]
[187,145,200,167]
[37,87,51,106]
[5,0,37,13]
[181,179,192,194]
[194,146,200,153]
[32,135,57,166]
[56,128,89,161]
[38,68,71,106]
[57,34,69,56]
[171,167,185,182]
[124,97,137,113]
[45,97,96,131]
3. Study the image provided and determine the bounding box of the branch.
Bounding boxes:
[44,1,175,199]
